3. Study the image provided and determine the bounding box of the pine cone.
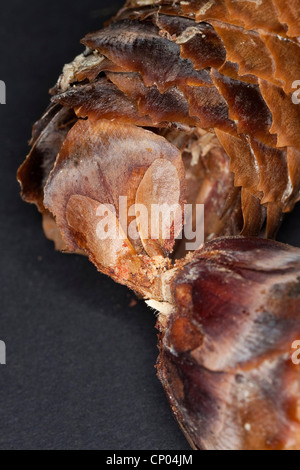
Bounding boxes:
[17,0,300,450]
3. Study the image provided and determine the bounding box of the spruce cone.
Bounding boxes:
[17,0,300,450]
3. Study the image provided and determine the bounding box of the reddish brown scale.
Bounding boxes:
[266,203,284,240]
[81,20,213,92]
[107,71,198,127]
[157,15,227,70]
[261,33,300,94]
[259,80,300,151]
[212,69,276,147]
[179,84,236,134]
[209,21,281,86]
[52,78,154,127]
[240,188,265,237]
[215,130,260,191]
[250,139,289,206]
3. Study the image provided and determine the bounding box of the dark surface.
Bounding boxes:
[0,0,299,451]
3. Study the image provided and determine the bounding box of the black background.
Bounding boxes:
[0,0,299,450]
